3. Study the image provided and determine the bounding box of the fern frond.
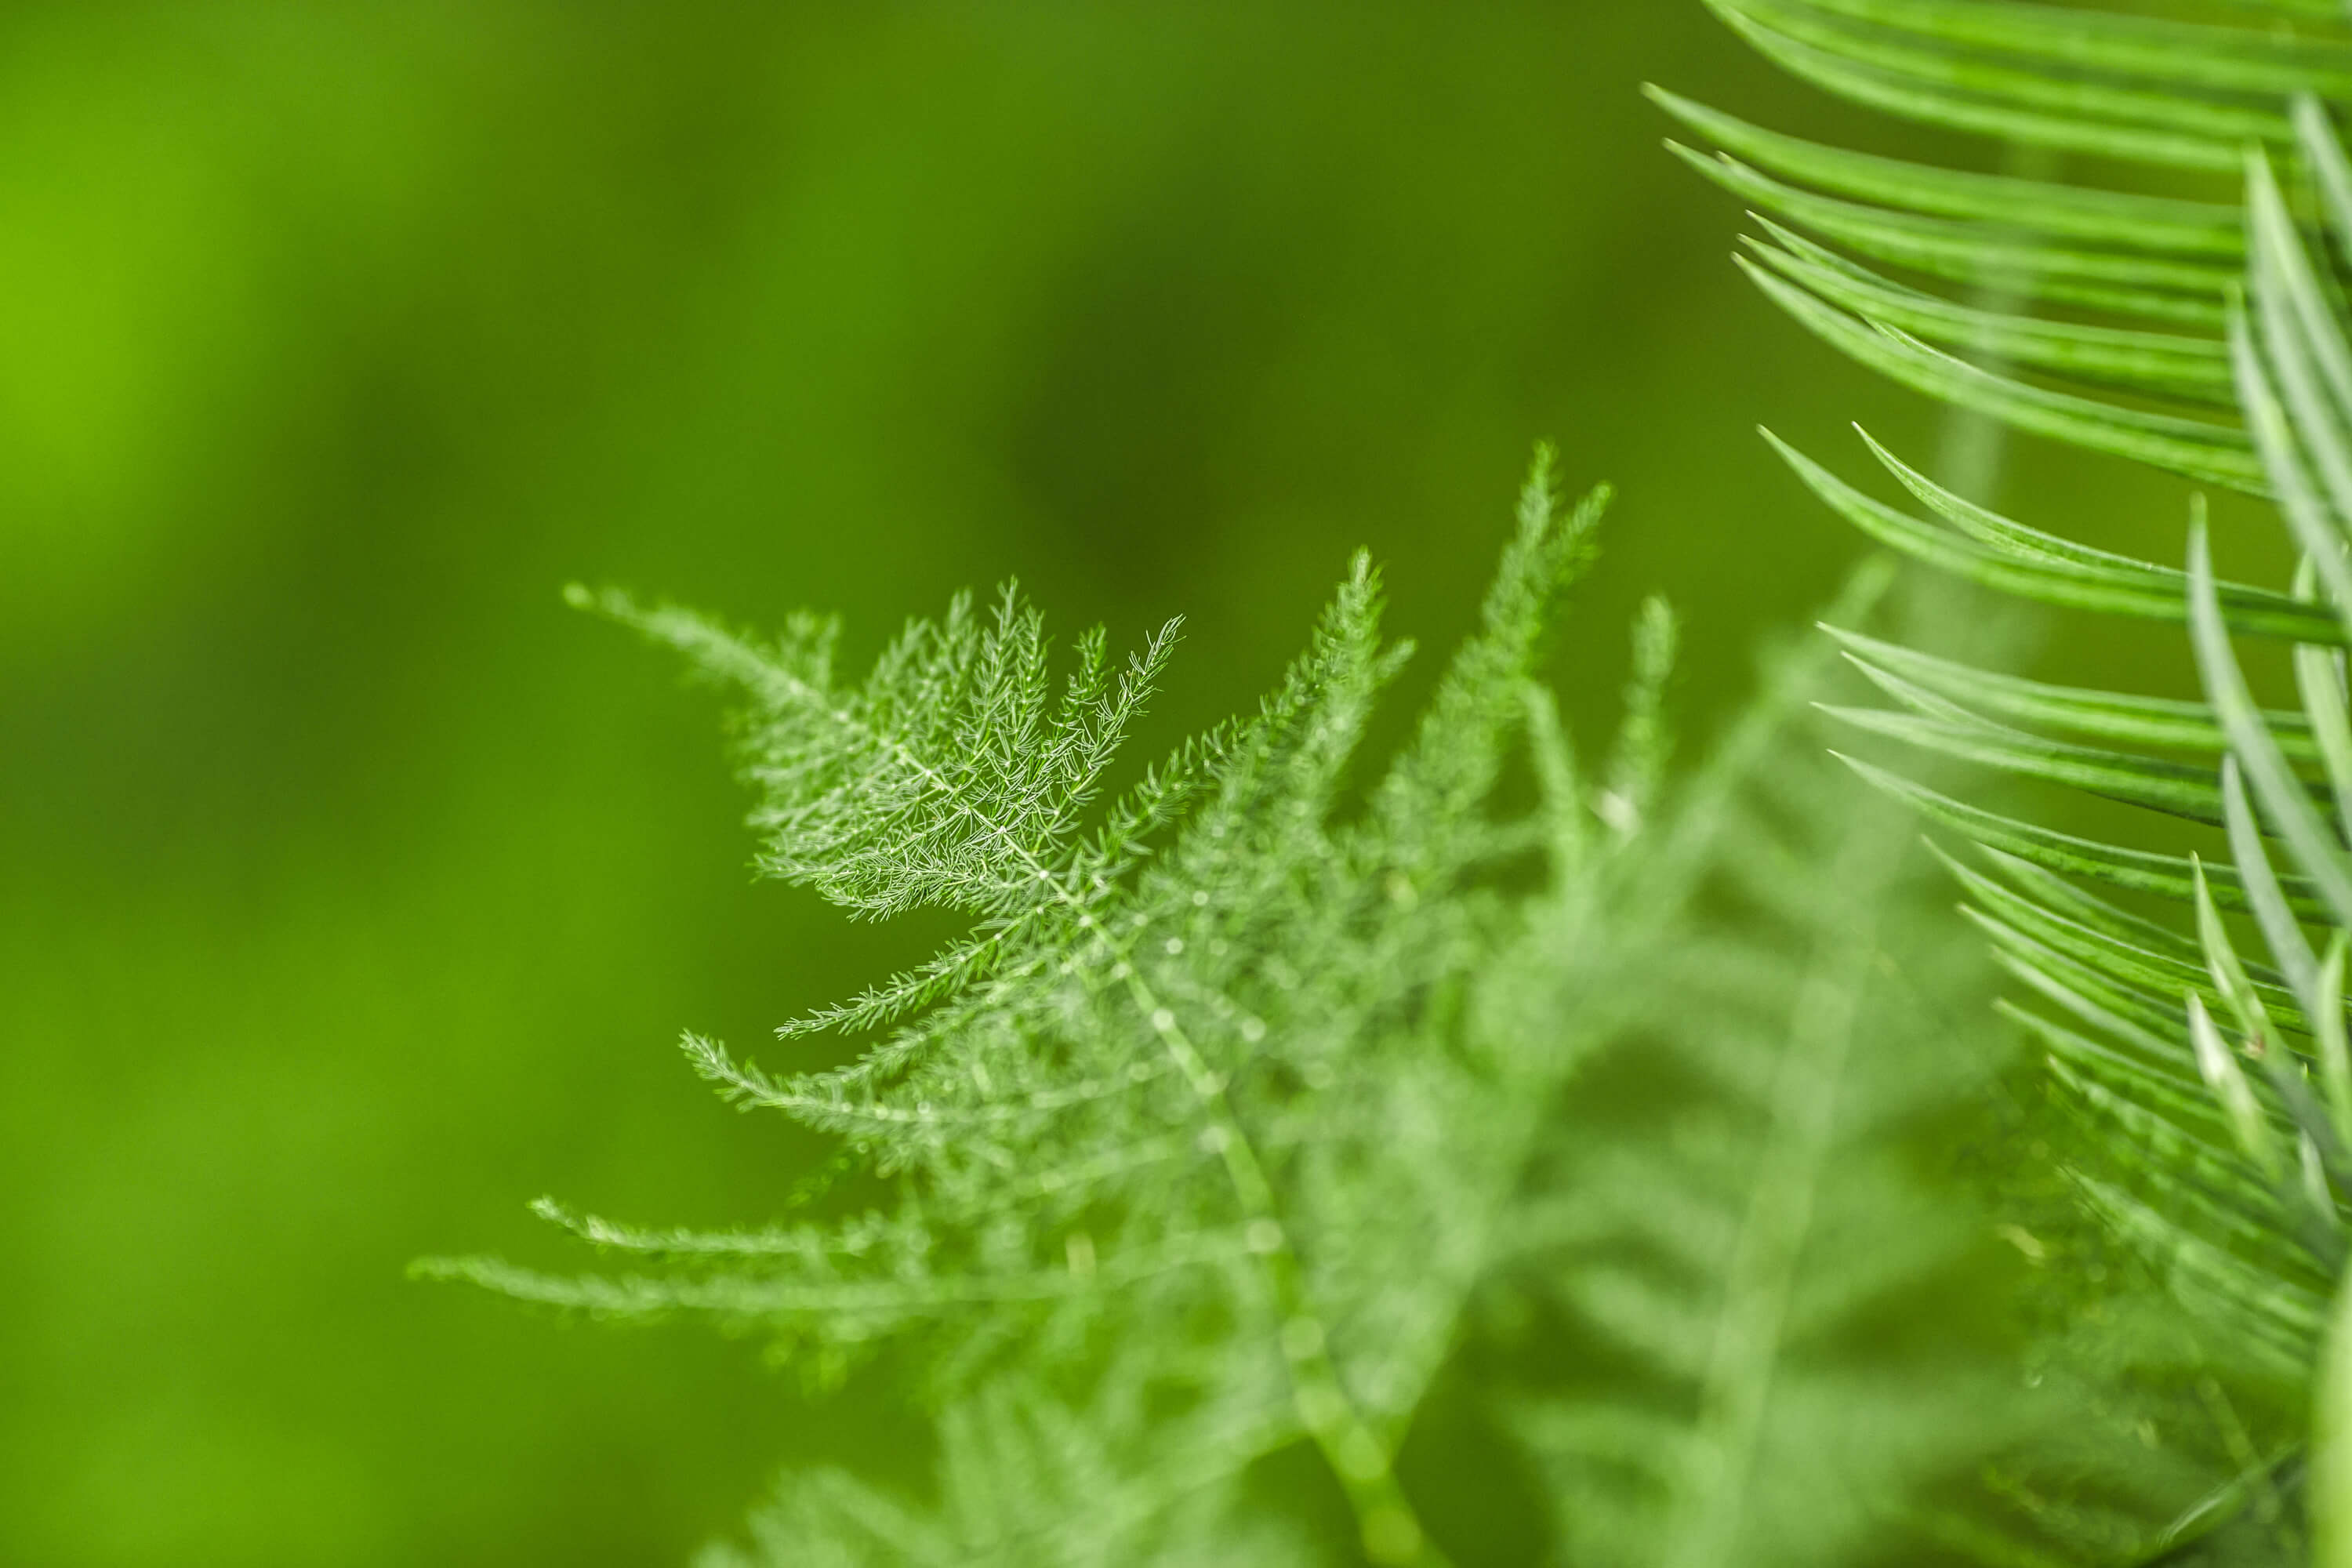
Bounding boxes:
[433,437,2093,1560]
[436,453,1630,1565]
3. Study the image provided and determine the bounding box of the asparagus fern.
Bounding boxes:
[428,455,2042,1562]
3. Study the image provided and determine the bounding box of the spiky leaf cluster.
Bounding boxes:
[1666,0,2352,1551]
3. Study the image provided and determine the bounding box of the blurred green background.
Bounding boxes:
[0,5,2218,1564]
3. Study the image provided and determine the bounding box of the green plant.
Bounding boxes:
[420,3,2352,1560]
[424,455,2062,1563]
[1658,0,2352,1558]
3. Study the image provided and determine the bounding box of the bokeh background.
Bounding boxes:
[0,5,2219,1564]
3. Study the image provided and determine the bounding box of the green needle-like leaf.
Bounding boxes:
[2189,519,2352,930]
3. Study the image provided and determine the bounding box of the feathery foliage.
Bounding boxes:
[428,452,2056,1562]
[431,457,1616,1565]
[1665,0,2352,1555]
